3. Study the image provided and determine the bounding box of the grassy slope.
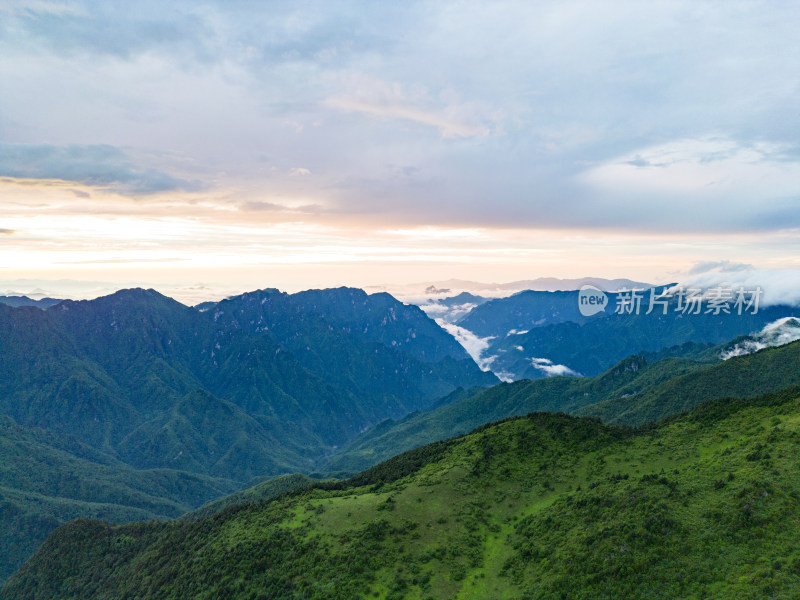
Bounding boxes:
[184,473,318,520]
[6,385,800,599]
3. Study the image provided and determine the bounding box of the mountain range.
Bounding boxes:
[7,382,800,599]
[2,282,799,592]
[445,289,797,380]
[0,295,63,309]
[324,333,800,472]
[0,286,494,581]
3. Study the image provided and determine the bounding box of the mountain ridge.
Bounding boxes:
[7,384,800,598]
[325,338,800,472]
[0,285,495,582]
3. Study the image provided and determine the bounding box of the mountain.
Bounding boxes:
[0,286,494,582]
[480,296,796,380]
[577,336,800,424]
[456,289,613,337]
[418,292,490,325]
[438,291,488,307]
[7,385,800,599]
[209,288,494,415]
[0,296,63,309]
[384,276,654,297]
[183,473,319,520]
[325,338,800,472]
[0,287,492,465]
[0,415,238,583]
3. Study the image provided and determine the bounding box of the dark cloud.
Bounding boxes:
[0,143,201,195]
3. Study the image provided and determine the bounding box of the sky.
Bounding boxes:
[1,0,799,303]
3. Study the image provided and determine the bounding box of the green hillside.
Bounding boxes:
[326,340,800,472]
[184,473,319,520]
[0,287,495,583]
[578,339,800,424]
[0,415,238,583]
[323,354,700,472]
[0,288,493,473]
[6,385,800,599]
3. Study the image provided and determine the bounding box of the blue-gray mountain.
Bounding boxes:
[0,286,495,582]
[455,289,797,379]
[0,296,63,309]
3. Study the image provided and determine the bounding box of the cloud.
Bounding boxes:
[1,1,800,240]
[688,260,754,275]
[530,357,582,378]
[56,257,189,265]
[327,97,492,138]
[435,320,496,371]
[419,299,478,324]
[577,138,800,232]
[240,201,287,212]
[677,268,800,308]
[240,200,323,213]
[324,75,498,139]
[720,317,800,360]
[0,143,200,195]
[0,229,14,235]
[0,1,212,61]
[288,167,311,177]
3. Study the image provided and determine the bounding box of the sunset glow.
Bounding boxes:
[1,1,799,301]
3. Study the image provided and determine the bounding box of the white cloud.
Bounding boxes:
[688,260,753,275]
[419,301,477,324]
[531,357,582,378]
[435,320,496,371]
[578,138,800,230]
[677,268,800,308]
[720,317,800,359]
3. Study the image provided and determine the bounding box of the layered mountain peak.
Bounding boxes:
[51,288,190,322]
[214,286,476,364]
